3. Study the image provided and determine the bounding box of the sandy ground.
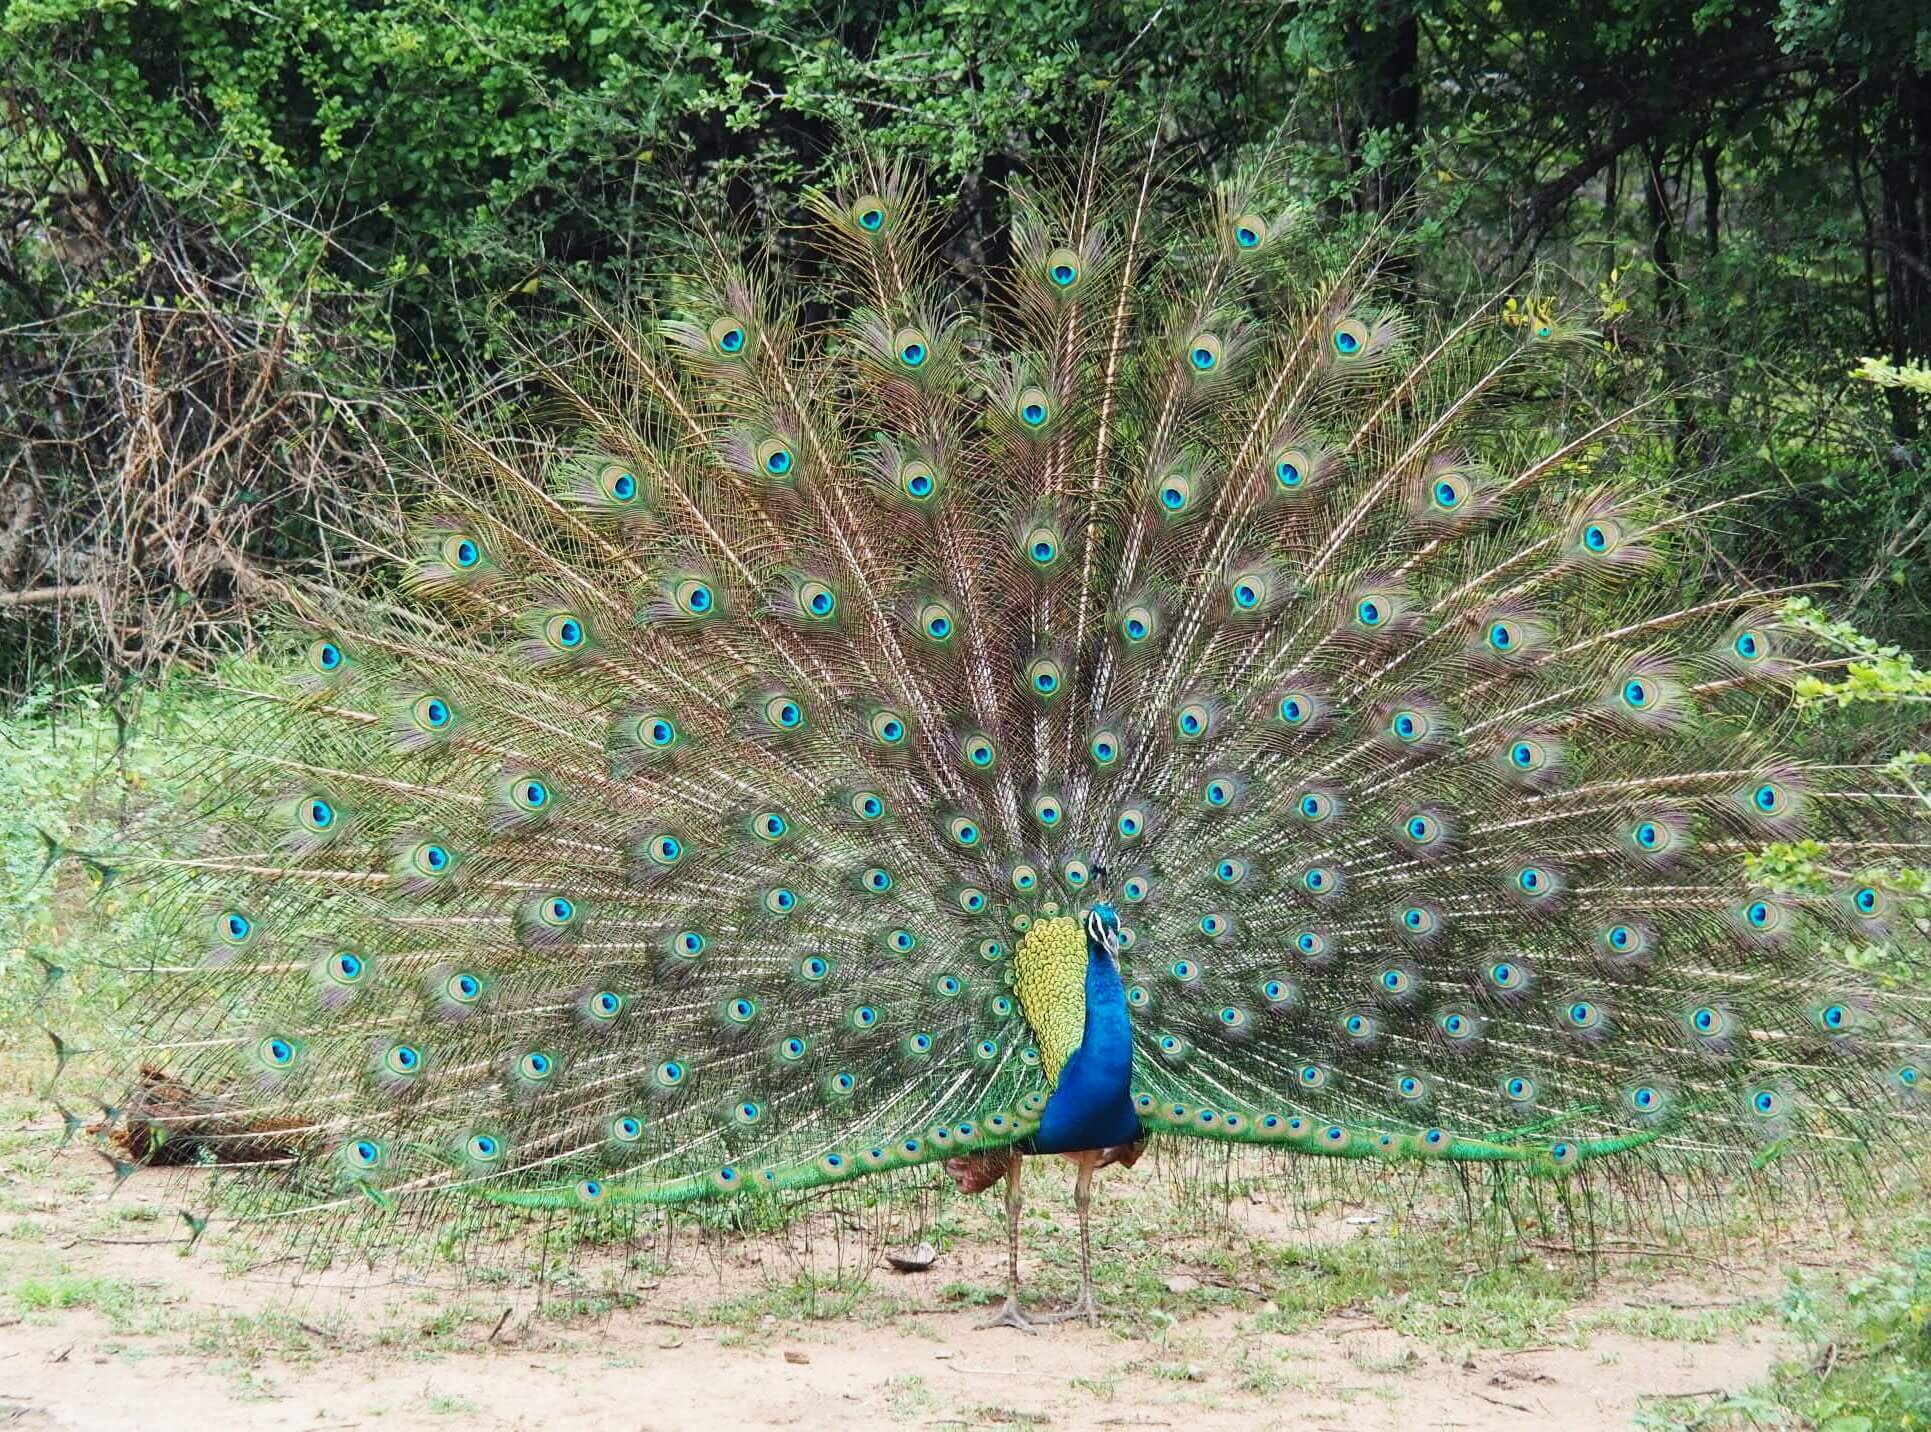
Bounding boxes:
[0,1130,1817,1431]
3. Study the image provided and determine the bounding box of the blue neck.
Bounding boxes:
[1030,945,1142,1154]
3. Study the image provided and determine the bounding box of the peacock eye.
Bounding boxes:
[1331,318,1369,356]
[674,579,715,617]
[918,600,957,641]
[894,327,930,369]
[708,316,749,356]
[1230,212,1269,251]
[1045,247,1081,289]
[1121,605,1157,643]
[755,438,794,478]
[798,581,837,619]
[1229,569,1270,612]
[1025,656,1065,696]
[544,613,587,649]
[899,459,940,502]
[413,695,454,730]
[439,532,484,570]
[763,694,807,731]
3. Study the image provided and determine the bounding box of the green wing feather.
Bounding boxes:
[66,144,1929,1247]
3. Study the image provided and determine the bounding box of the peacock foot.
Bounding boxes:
[1037,1287,1102,1327]
[978,1294,1037,1332]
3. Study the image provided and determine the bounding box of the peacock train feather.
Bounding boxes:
[58,145,1928,1306]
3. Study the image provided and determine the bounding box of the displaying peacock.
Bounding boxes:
[61,145,1928,1333]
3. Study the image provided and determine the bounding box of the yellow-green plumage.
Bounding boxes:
[1012,916,1088,1086]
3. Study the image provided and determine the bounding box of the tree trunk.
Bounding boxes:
[1874,65,1930,441]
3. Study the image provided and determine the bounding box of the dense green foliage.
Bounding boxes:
[1,1,1927,684]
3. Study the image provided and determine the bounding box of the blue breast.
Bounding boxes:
[1029,948,1143,1155]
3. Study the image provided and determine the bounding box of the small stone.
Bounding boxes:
[887,1241,939,1272]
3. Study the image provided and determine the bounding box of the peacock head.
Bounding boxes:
[1085,902,1122,962]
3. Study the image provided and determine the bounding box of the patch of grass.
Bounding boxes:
[418,1392,481,1416]
[680,1271,905,1329]
[8,1273,175,1335]
[1764,1251,1930,1428]
[1578,1296,1775,1344]
[178,1309,331,1364]
[885,1373,935,1422]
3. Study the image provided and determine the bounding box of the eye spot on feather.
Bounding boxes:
[900,460,939,502]
[259,1036,296,1068]
[1390,709,1428,743]
[1015,386,1052,429]
[1026,656,1066,696]
[708,316,748,356]
[1331,320,1367,356]
[763,695,806,731]
[1430,474,1469,511]
[674,580,715,617]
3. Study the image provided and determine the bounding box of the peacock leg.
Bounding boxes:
[979,1154,1034,1331]
[1039,1153,1101,1325]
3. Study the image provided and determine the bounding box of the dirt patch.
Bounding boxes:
[0,1122,1832,1431]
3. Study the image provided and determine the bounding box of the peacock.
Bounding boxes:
[59,144,1928,1333]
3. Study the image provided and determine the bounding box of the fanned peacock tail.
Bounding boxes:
[63,143,1929,1247]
